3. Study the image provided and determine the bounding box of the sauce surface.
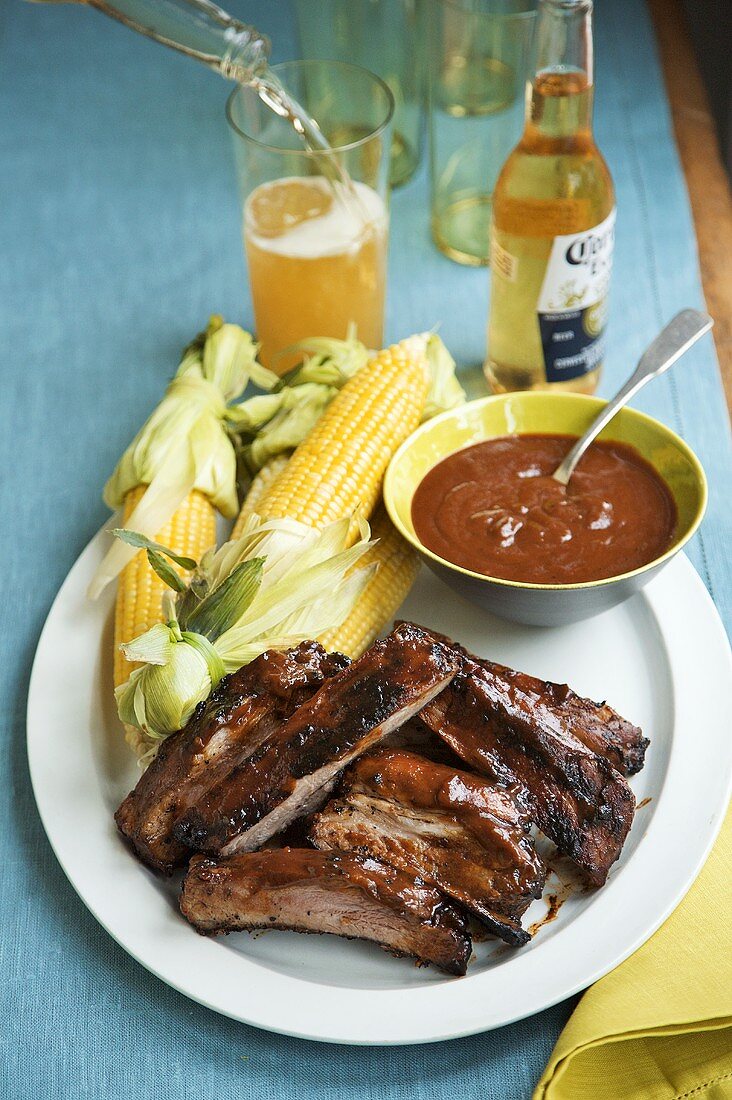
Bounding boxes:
[411,434,677,584]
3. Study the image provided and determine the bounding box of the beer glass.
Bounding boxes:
[227,60,394,370]
[428,0,536,265]
[294,0,424,188]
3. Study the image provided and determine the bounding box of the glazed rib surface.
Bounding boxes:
[180,847,472,975]
[312,749,545,945]
[115,643,348,872]
[174,623,460,858]
[420,654,636,885]
[398,625,647,775]
[469,654,647,775]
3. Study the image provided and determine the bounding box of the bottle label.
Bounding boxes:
[537,208,615,382]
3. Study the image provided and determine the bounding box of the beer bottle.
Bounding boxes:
[485,0,615,394]
[27,0,271,85]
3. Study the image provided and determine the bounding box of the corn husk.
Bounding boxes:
[422,333,469,421]
[115,513,375,759]
[230,383,338,474]
[230,331,466,477]
[88,316,268,598]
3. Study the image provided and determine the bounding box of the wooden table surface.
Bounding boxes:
[649,0,732,411]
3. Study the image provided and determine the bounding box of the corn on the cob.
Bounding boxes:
[232,336,430,540]
[113,485,216,688]
[105,319,261,701]
[236,454,290,527]
[318,507,420,658]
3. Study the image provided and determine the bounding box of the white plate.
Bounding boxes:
[27,528,732,1045]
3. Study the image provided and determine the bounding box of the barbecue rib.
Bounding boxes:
[180,848,472,975]
[399,626,648,775]
[115,643,348,873]
[419,649,637,885]
[380,717,468,767]
[312,749,545,946]
[174,622,460,858]
[467,656,646,775]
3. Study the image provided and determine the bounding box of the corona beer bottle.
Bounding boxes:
[485,0,615,394]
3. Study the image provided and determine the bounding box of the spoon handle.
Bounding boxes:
[552,309,713,486]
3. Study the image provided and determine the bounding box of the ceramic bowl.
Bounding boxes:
[384,392,707,626]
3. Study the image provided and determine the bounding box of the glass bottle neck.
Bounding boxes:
[87,0,270,83]
[525,0,594,140]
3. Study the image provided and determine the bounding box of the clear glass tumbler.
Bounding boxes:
[227,60,394,371]
[428,0,536,266]
[294,0,424,188]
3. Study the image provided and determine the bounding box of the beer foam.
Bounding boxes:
[245,177,386,259]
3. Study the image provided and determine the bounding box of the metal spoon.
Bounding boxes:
[552,309,714,486]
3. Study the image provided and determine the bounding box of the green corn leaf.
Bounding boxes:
[247,359,280,392]
[267,561,378,645]
[113,528,198,571]
[115,512,373,755]
[204,515,320,593]
[244,384,337,473]
[116,642,211,741]
[175,574,209,627]
[185,557,265,640]
[146,549,188,593]
[201,321,264,400]
[132,675,148,732]
[89,316,262,600]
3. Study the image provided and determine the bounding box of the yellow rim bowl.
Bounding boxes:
[384,392,707,623]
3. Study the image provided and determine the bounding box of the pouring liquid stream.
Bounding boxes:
[248,68,369,221]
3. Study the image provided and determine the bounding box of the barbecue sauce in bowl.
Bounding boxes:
[411,434,677,585]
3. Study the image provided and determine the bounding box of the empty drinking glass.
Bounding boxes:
[295,0,425,188]
[428,0,536,265]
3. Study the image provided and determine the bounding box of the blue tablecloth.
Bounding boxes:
[2,0,730,1096]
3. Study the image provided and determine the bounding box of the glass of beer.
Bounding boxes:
[227,60,394,371]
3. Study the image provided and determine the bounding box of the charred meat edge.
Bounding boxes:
[180,848,472,976]
[473,656,647,775]
[115,643,348,873]
[398,625,647,775]
[174,622,460,858]
[420,652,636,886]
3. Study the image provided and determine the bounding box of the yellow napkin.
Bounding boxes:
[534,806,732,1100]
